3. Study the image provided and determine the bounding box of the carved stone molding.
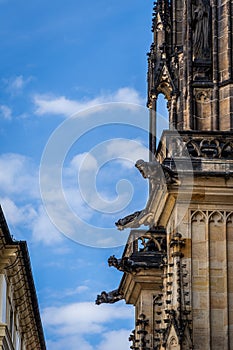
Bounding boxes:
[191,210,233,224]
[159,132,233,159]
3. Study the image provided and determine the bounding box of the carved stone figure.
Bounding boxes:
[108,255,153,273]
[108,255,121,269]
[135,159,180,186]
[115,210,142,229]
[135,159,161,179]
[192,0,210,59]
[95,289,123,305]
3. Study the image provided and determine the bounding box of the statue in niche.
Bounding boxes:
[192,0,210,59]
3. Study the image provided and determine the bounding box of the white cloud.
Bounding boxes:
[113,87,144,104]
[0,140,147,247]
[0,153,66,245]
[70,140,148,172]
[0,197,64,246]
[63,285,89,297]
[4,75,33,93]
[70,152,98,171]
[0,105,12,120]
[47,335,94,350]
[0,153,38,198]
[47,329,131,350]
[31,205,64,245]
[0,197,37,226]
[63,138,147,215]
[105,139,148,168]
[34,94,82,117]
[42,301,133,350]
[42,301,133,336]
[33,87,145,118]
[96,330,131,350]
[11,76,25,89]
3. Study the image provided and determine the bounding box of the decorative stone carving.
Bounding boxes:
[221,142,233,158]
[192,210,233,224]
[170,232,186,256]
[157,65,174,101]
[199,139,221,157]
[138,235,166,253]
[153,233,192,349]
[195,89,211,102]
[135,159,180,186]
[135,313,149,350]
[191,210,207,224]
[135,159,161,179]
[192,0,211,59]
[108,255,122,270]
[128,330,137,350]
[169,336,178,348]
[115,160,180,232]
[95,289,123,305]
[186,140,201,157]
[115,210,142,230]
[115,209,153,231]
[164,133,233,159]
[108,254,159,273]
[108,230,166,274]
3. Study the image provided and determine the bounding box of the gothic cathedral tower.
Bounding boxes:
[96,1,233,349]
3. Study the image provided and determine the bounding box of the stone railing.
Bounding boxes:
[156,130,233,162]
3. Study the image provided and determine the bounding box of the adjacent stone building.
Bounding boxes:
[97,0,233,349]
[0,207,46,350]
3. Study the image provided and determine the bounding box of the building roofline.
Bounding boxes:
[0,206,46,349]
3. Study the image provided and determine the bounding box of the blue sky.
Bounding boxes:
[0,1,168,349]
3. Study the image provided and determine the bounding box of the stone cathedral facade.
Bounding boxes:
[96,0,233,349]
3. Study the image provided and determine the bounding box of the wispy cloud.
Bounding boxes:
[33,87,145,118]
[105,139,148,168]
[47,335,93,350]
[31,205,64,245]
[0,197,36,226]
[0,105,12,120]
[0,153,64,245]
[96,329,132,350]
[0,153,38,197]
[65,138,147,211]
[4,75,33,94]
[42,285,90,301]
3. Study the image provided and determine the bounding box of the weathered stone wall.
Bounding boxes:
[191,210,233,349]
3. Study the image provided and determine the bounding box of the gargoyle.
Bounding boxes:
[108,255,122,270]
[108,255,148,273]
[95,289,123,305]
[115,210,142,230]
[135,159,180,185]
[135,159,161,179]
